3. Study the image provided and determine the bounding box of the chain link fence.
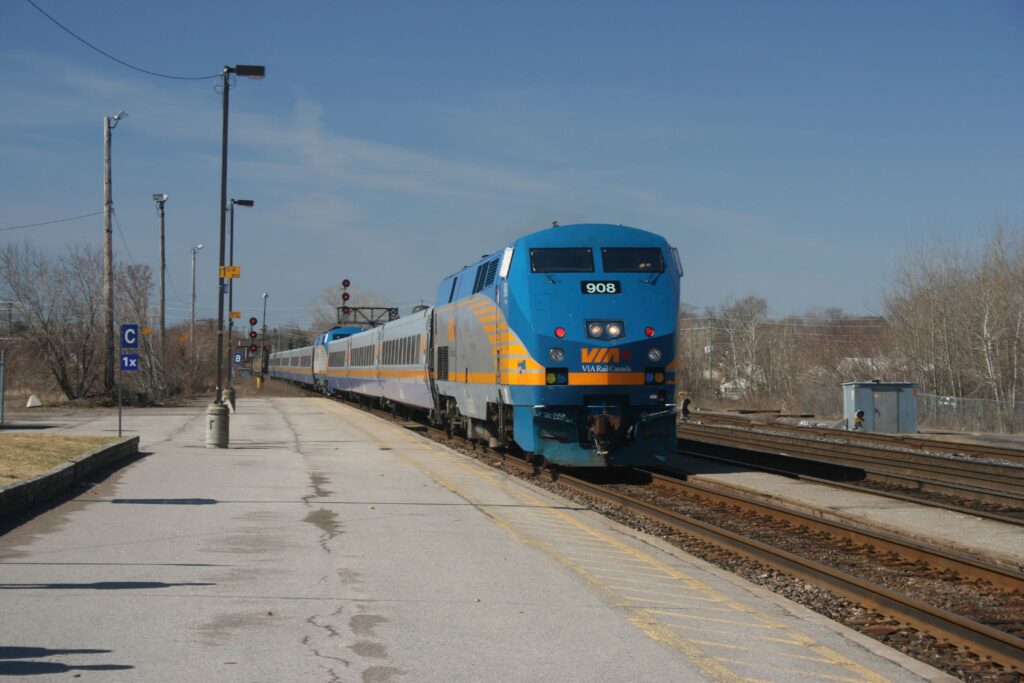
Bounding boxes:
[918,393,1023,434]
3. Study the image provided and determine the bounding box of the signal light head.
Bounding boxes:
[249,317,258,326]
[342,306,351,315]
[342,279,351,288]
[249,331,258,339]
[342,292,350,301]
[249,344,258,352]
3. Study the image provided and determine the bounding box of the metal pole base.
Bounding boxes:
[206,403,229,448]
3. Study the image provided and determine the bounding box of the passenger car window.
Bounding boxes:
[529,248,594,273]
[601,247,665,272]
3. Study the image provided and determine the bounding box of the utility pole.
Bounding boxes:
[191,244,203,348]
[153,194,168,367]
[103,117,113,395]
[102,111,127,396]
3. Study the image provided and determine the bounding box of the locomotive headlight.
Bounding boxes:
[647,348,662,362]
[606,323,622,338]
[588,323,604,338]
[549,347,564,362]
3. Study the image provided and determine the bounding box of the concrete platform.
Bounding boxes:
[671,453,1024,573]
[0,397,952,681]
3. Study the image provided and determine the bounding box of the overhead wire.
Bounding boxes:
[0,211,102,232]
[23,0,221,80]
[110,205,136,264]
[165,270,186,305]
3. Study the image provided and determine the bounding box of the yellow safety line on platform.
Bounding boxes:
[313,398,891,683]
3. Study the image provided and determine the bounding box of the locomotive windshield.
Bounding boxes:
[529,248,594,272]
[601,247,665,272]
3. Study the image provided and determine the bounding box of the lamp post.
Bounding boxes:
[214,64,265,409]
[227,198,254,391]
[103,110,128,396]
[190,243,203,348]
[152,194,168,366]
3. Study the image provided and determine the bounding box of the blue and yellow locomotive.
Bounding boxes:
[269,223,682,467]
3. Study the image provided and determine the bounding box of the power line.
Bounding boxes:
[166,270,186,305]
[110,206,136,263]
[24,0,221,81]
[0,211,102,232]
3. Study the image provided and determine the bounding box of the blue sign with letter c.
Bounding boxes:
[121,324,139,349]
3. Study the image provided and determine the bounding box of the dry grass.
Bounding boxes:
[0,435,119,485]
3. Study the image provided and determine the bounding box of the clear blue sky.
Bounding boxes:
[2,0,1022,328]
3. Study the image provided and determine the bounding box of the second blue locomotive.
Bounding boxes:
[269,223,682,467]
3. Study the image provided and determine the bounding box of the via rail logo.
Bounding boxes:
[580,347,632,372]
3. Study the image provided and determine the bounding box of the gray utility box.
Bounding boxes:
[842,381,917,433]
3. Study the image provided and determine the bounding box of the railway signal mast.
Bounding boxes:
[248,317,259,355]
[336,278,398,327]
[340,279,351,322]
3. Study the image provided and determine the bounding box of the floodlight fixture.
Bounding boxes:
[232,65,265,79]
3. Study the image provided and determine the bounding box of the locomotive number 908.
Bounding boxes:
[580,280,621,294]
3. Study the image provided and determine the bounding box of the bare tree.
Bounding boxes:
[0,243,104,399]
[716,296,768,399]
[883,224,1024,430]
[0,244,199,403]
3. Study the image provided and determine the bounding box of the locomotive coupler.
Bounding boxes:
[588,413,625,458]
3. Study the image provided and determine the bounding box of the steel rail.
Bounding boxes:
[681,424,1024,506]
[672,444,1024,527]
[698,413,1024,464]
[642,470,1024,590]
[683,422,1024,487]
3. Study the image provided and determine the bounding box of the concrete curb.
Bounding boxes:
[0,436,140,517]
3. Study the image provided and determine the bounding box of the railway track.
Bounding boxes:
[679,421,1024,514]
[670,443,1024,527]
[301,388,1024,679]
[699,412,1024,464]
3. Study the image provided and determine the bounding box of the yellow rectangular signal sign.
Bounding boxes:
[220,265,241,278]
[230,311,241,319]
